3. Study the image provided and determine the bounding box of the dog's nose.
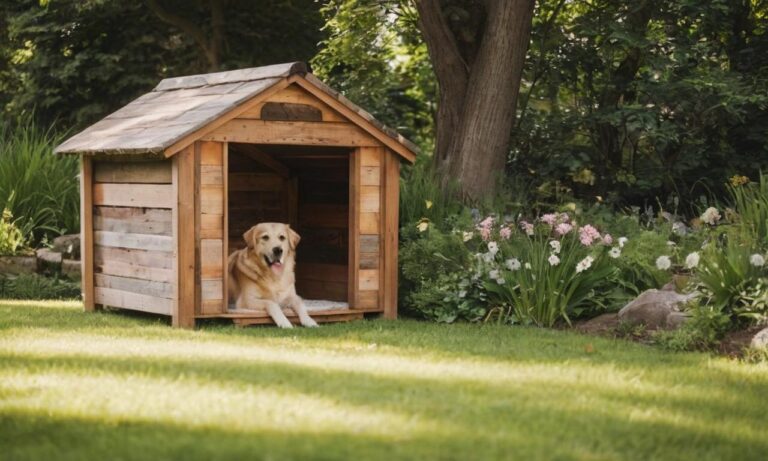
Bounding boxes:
[272,246,283,256]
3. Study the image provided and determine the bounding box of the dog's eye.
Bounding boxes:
[279,235,286,241]
[261,235,269,241]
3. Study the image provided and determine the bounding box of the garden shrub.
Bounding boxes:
[0,208,26,255]
[0,273,81,300]
[0,115,78,245]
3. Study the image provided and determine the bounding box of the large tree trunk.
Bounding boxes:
[417,0,535,200]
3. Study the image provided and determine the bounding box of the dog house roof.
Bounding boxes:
[54,62,417,161]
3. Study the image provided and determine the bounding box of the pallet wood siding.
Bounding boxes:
[92,159,174,315]
[198,141,227,315]
[353,147,383,310]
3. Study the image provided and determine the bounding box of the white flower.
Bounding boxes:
[482,252,494,263]
[700,207,721,225]
[576,256,594,273]
[685,252,700,269]
[549,240,561,254]
[487,241,499,255]
[496,278,506,284]
[548,254,560,266]
[489,269,500,280]
[750,254,765,267]
[667,241,676,247]
[462,231,473,242]
[609,247,621,259]
[524,262,532,270]
[656,255,672,270]
[506,258,521,271]
[618,237,628,248]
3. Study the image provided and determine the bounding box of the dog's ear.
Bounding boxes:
[243,226,257,249]
[287,225,301,250]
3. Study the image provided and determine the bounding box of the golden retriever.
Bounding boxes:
[227,222,318,328]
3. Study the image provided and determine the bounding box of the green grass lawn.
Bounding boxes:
[1,301,767,461]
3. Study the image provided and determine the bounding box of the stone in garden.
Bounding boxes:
[36,247,63,265]
[62,259,81,280]
[618,289,697,330]
[0,255,38,275]
[52,234,80,260]
[665,311,690,329]
[751,327,768,350]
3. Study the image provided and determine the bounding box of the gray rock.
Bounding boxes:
[52,234,80,260]
[61,259,81,280]
[0,255,38,275]
[751,328,768,350]
[618,289,698,330]
[665,311,691,329]
[36,248,63,265]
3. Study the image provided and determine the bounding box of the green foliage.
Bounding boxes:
[0,208,25,255]
[312,0,435,150]
[511,0,768,212]
[615,230,674,293]
[399,227,486,322]
[481,219,618,327]
[654,303,731,352]
[399,157,464,232]
[728,173,768,247]
[696,240,762,312]
[0,0,324,130]
[0,116,78,245]
[0,274,80,300]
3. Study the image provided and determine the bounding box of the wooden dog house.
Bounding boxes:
[55,62,417,328]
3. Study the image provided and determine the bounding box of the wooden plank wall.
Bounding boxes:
[351,146,383,310]
[197,141,227,315]
[91,160,174,315]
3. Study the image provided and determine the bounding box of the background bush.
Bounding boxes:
[0,115,78,245]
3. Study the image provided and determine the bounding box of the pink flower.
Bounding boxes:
[555,223,573,236]
[602,234,613,245]
[477,216,494,241]
[559,213,570,223]
[500,226,512,240]
[520,221,534,236]
[541,213,557,226]
[480,227,492,241]
[579,225,601,246]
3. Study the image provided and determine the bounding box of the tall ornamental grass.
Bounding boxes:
[0,116,78,245]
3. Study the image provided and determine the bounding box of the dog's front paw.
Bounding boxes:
[275,318,294,329]
[300,316,319,328]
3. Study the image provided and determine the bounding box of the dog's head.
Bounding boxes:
[243,223,300,275]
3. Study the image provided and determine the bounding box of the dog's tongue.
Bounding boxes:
[270,262,284,275]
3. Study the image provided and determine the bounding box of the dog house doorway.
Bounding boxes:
[227,143,351,311]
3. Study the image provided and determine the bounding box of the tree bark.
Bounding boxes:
[417,0,535,200]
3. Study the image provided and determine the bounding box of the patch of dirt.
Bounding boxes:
[717,326,763,358]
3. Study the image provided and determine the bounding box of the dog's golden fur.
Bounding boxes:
[227,222,317,328]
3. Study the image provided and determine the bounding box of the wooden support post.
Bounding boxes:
[80,155,95,311]
[173,145,196,328]
[382,151,400,319]
[348,148,361,307]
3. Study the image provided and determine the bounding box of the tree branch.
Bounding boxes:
[146,0,215,69]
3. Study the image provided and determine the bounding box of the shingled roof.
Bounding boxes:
[54,62,418,160]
